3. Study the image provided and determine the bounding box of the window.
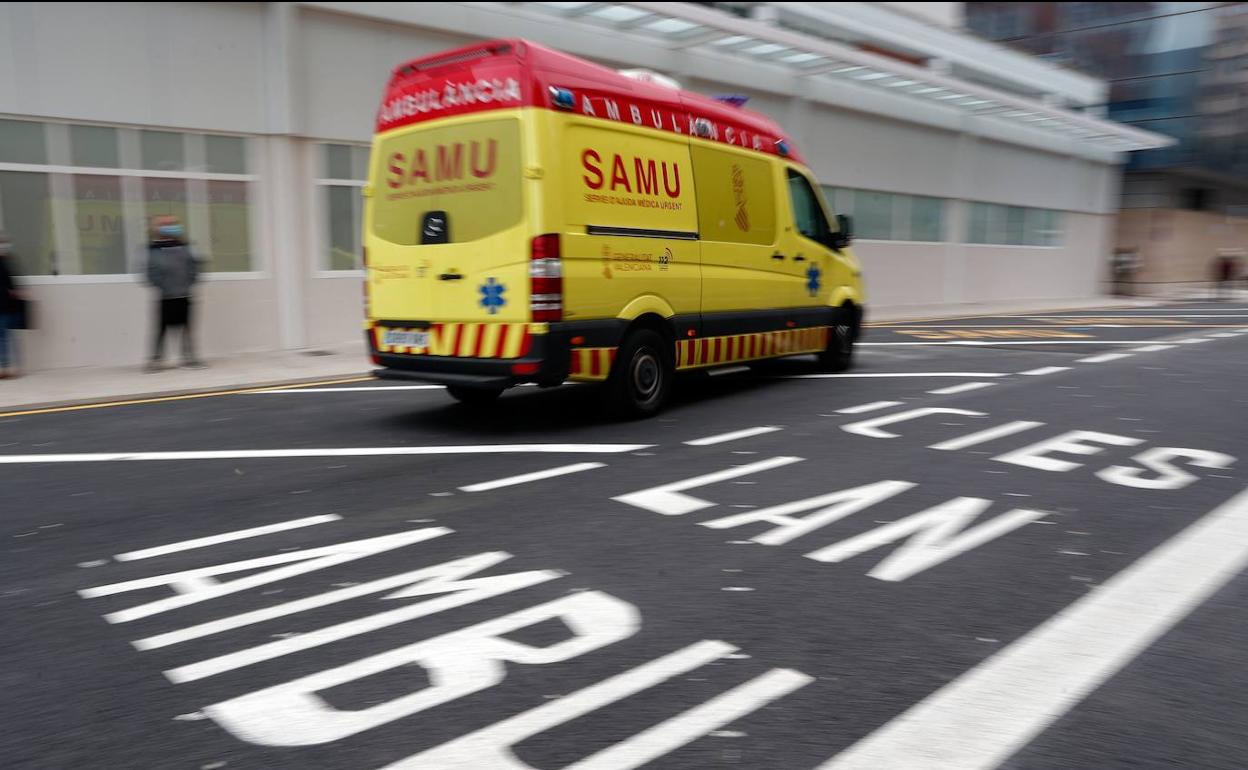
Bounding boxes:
[821,185,947,242]
[318,143,370,271]
[966,202,1063,246]
[692,145,775,245]
[0,120,256,276]
[854,190,893,240]
[786,169,830,243]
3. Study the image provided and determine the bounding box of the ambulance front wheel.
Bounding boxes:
[446,385,503,405]
[818,307,856,372]
[604,328,673,419]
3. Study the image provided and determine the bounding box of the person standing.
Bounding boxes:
[0,232,23,379]
[146,216,205,371]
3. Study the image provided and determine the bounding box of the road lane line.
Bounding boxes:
[613,457,804,516]
[1077,353,1133,363]
[1178,337,1212,344]
[836,401,904,415]
[114,514,342,562]
[0,444,653,464]
[1209,333,1238,338]
[1019,366,1070,376]
[927,382,996,395]
[820,485,1248,770]
[1129,344,1175,352]
[684,426,782,446]
[783,372,1008,379]
[458,462,606,492]
[251,385,444,393]
[928,421,1045,451]
[858,341,1158,346]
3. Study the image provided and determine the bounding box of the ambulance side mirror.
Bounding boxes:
[829,214,853,252]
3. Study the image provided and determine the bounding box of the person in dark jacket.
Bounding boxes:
[0,232,22,379]
[146,216,205,371]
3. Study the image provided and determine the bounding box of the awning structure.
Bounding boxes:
[520,2,1175,153]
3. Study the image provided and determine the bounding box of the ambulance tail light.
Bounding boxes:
[530,234,563,322]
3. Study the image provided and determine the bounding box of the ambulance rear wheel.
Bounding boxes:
[446,385,503,405]
[605,329,673,419]
[818,308,856,372]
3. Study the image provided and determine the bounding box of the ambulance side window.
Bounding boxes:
[786,169,831,245]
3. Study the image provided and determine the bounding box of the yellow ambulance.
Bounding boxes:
[365,39,864,417]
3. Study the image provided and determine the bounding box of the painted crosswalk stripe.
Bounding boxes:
[1077,352,1132,363]
[1129,344,1174,352]
[820,485,1248,770]
[458,462,606,492]
[927,382,996,395]
[836,401,904,415]
[114,514,342,562]
[1019,366,1070,376]
[684,426,782,446]
[0,444,653,464]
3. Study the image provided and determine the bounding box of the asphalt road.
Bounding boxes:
[3,301,1248,770]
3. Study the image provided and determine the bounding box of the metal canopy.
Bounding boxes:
[522,1,1174,153]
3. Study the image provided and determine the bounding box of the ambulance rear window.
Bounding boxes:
[372,118,522,245]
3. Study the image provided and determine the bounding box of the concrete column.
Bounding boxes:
[943,127,977,304]
[262,1,307,350]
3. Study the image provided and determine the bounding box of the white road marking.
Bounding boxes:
[251,385,445,393]
[859,341,1162,346]
[819,485,1248,770]
[1019,366,1070,376]
[1077,353,1132,363]
[927,382,996,395]
[0,444,652,464]
[928,421,1045,452]
[1178,338,1211,344]
[458,462,606,492]
[783,372,1008,378]
[835,401,904,415]
[613,457,804,516]
[684,426,782,446]
[1209,333,1238,338]
[1129,344,1174,352]
[114,514,342,562]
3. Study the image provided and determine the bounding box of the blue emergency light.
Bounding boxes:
[549,86,576,110]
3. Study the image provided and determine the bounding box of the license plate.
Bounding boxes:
[383,330,429,349]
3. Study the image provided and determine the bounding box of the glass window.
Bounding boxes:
[143,177,191,242]
[205,180,251,271]
[70,125,120,168]
[351,146,371,181]
[140,130,184,171]
[909,195,944,241]
[1004,206,1026,245]
[692,146,776,245]
[205,135,247,174]
[854,190,893,240]
[0,171,55,275]
[967,202,990,244]
[786,169,830,243]
[326,186,360,270]
[73,175,127,274]
[325,144,354,180]
[0,120,47,164]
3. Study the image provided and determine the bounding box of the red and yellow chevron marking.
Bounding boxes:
[676,326,829,369]
[372,323,533,359]
[568,347,617,382]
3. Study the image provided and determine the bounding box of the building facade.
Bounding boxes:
[0,2,1164,370]
[967,1,1248,292]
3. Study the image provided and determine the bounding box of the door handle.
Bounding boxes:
[771,252,786,260]
[793,254,806,262]
[437,273,463,281]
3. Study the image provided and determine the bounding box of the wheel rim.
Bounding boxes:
[630,349,661,404]
[835,323,852,354]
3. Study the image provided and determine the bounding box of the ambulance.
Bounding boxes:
[365,39,864,417]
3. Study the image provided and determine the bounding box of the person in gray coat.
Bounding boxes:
[146,216,205,371]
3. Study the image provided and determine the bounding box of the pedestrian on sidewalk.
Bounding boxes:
[0,232,25,379]
[146,216,206,372]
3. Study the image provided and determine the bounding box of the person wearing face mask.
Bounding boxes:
[146,216,205,372]
[0,232,23,379]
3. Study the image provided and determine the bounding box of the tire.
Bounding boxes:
[817,307,856,372]
[603,328,673,419]
[446,385,503,405]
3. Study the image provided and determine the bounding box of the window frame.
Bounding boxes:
[314,142,369,277]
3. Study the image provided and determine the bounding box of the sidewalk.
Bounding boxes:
[0,296,1170,412]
